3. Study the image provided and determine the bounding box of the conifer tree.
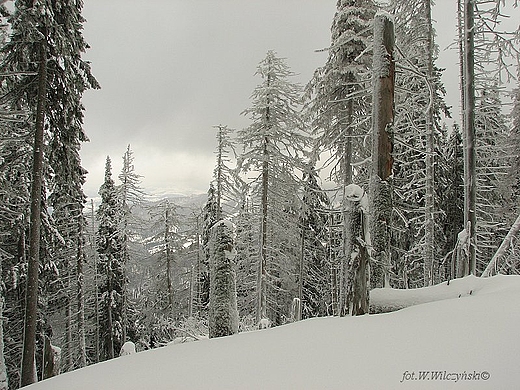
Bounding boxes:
[238,50,308,326]
[385,0,449,287]
[508,84,520,219]
[200,185,219,316]
[117,145,144,343]
[97,157,124,361]
[1,0,97,382]
[300,166,330,318]
[304,0,375,310]
[457,0,519,275]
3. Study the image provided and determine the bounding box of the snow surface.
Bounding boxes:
[26,275,520,389]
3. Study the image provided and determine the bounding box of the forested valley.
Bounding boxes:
[0,0,519,389]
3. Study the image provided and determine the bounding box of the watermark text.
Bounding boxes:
[400,370,490,383]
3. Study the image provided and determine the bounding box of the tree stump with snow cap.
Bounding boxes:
[343,184,370,315]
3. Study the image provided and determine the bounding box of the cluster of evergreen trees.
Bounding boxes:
[0,0,518,389]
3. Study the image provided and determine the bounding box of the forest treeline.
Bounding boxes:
[0,0,519,389]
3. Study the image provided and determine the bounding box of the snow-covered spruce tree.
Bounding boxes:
[266,166,303,326]
[117,145,144,344]
[299,166,331,318]
[0,9,31,389]
[438,125,464,280]
[1,0,97,381]
[96,157,124,361]
[473,87,510,271]
[199,185,220,316]
[304,0,375,314]
[212,125,241,218]
[147,198,181,316]
[208,221,238,338]
[1,3,49,383]
[508,84,520,219]
[238,50,308,326]
[304,0,375,185]
[234,194,259,322]
[384,0,449,287]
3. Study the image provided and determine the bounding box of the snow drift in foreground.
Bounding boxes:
[27,275,520,390]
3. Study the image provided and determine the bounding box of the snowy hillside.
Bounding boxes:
[27,275,520,390]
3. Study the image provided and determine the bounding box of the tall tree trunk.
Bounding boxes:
[369,12,395,289]
[91,199,100,363]
[257,70,271,326]
[65,273,73,370]
[340,99,353,316]
[0,279,8,390]
[106,255,114,360]
[424,0,435,286]
[328,213,339,316]
[257,136,268,325]
[77,221,86,368]
[463,0,477,275]
[21,40,47,387]
[215,126,223,222]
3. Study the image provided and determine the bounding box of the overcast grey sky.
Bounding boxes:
[79,1,517,199]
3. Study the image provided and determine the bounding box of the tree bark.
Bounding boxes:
[424,0,435,286]
[463,0,477,276]
[369,12,395,289]
[21,40,47,387]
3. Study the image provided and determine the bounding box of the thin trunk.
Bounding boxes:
[195,214,201,315]
[77,221,86,368]
[91,199,100,363]
[424,0,435,286]
[328,213,338,316]
[107,256,114,359]
[0,283,8,390]
[298,226,304,320]
[257,70,271,326]
[340,99,353,316]
[188,265,194,318]
[121,180,128,344]
[165,207,174,311]
[65,273,73,370]
[257,137,268,324]
[463,0,477,275]
[369,12,395,289]
[21,40,47,387]
[216,126,223,222]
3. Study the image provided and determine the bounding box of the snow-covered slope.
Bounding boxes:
[27,275,520,390]
[370,274,514,312]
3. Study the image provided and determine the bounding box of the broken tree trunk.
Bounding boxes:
[481,214,520,277]
[369,11,395,289]
[344,184,370,316]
